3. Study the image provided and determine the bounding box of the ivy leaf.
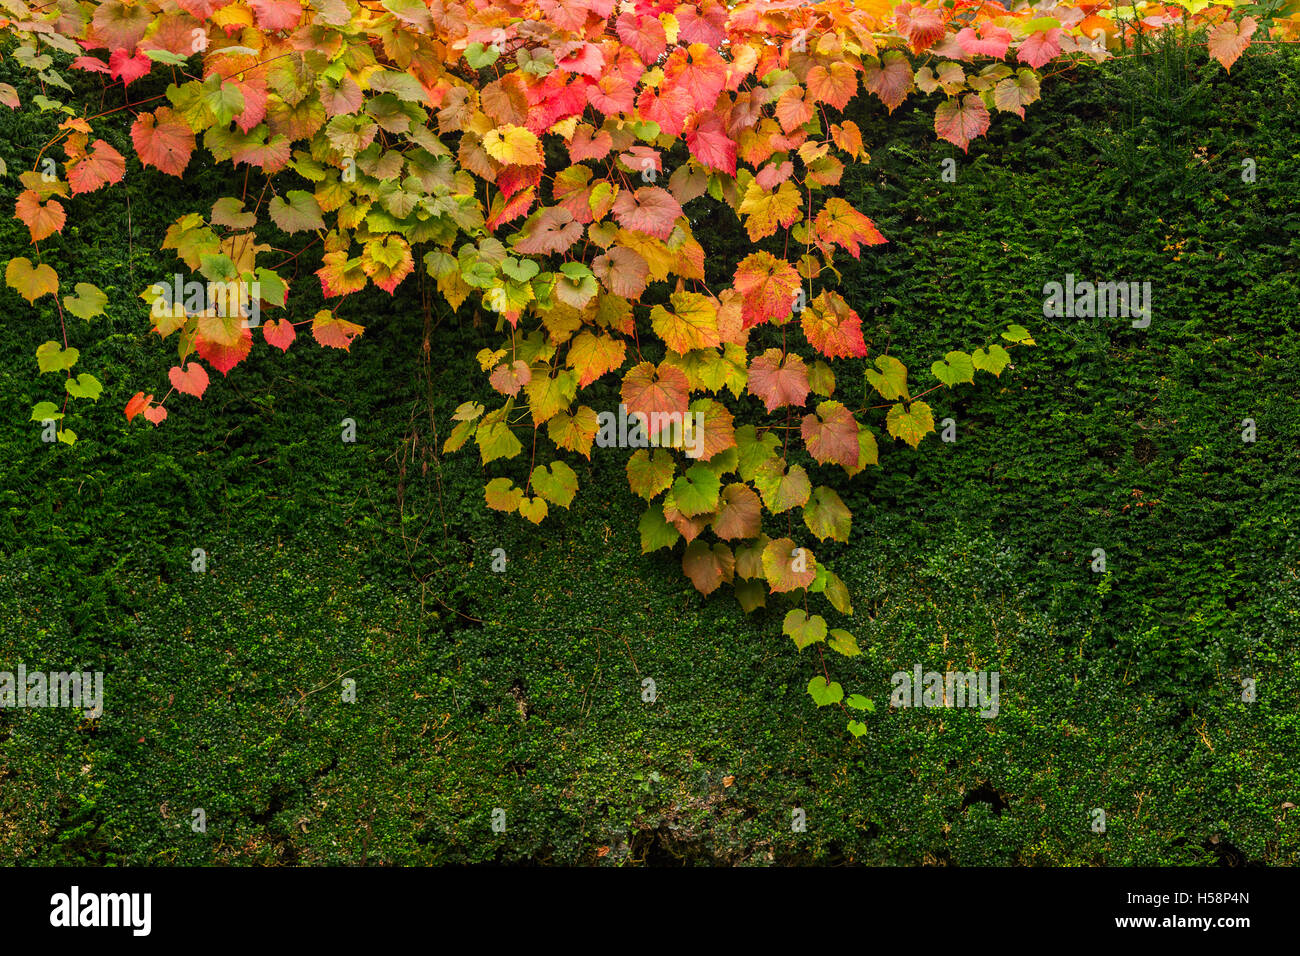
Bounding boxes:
[518,496,549,524]
[807,676,844,707]
[783,609,827,650]
[803,486,851,543]
[931,350,975,386]
[748,349,810,413]
[671,463,722,517]
[753,458,811,514]
[6,257,59,303]
[886,401,935,448]
[866,355,909,401]
[639,505,681,553]
[531,461,578,509]
[547,405,599,459]
[682,540,734,596]
[828,629,861,657]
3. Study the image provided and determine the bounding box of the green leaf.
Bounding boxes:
[31,401,63,422]
[639,505,680,553]
[145,48,191,65]
[476,411,522,464]
[847,719,868,737]
[803,486,851,542]
[1001,324,1035,345]
[931,350,975,386]
[972,343,1011,376]
[807,675,844,707]
[501,256,539,283]
[63,282,107,320]
[828,629,860,656]
[465,42,500,69]
[268,190,326,234]
[518,496,548,524]
[783,609,827,650]
[531,461,578,509]
[847,694,874,712]
[865,355,909,401]
[36,340,78,373]
[886,401,935,448]
[670,463,722,517]
[65,373,102,400]
[626,448,676,499]
[824,571,853,615]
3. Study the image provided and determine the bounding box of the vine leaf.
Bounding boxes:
[803,486,852,543]
[801,401,859,468]
[312,310,364,351]
[783,609,827,650]
[531,461,579,509]
[6,257,58,303]
[865,355,909,401]
[748,349,810,413]
[168,362,210,399]
[762,537,816,593]
[931,350,975,386]
[886,400,935,448]
[807,676,843,707]
[682,539,734,596]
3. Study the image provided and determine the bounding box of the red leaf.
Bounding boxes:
[263,318,296,352]
[168,362,210,399]
[108,48,152,85]
[748,349,811,413]
[612,186,682,240]
[1016,29,1062,70]
[143,405,168,426]
[124,391,149,421]
[616,12,667,65]
[802,291,868,359]
[196,326,253,375]
[131,107,195,177]
[67,140,126,195]
[734,251,800,329]
[934,93,991,152]
[71,56,111,75]
[685,112,737,175]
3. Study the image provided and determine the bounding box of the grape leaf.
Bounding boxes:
[762,537,816,593]
[803,486,851,543]
[801,401,859,467]
[865,355,909,401]
[682,539,734,596]
[807,675,843,707]
[6,257,58,303]
[931,350,975,386]
[748,348,810,413]
[886,401,935,448]
[168,362,209,399]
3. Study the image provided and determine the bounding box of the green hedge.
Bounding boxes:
[1,35,1297,865]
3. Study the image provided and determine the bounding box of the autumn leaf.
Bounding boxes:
[886,400,935,448]
[312,310,365,350]
[650,292,720,354]
[483,125,543,166]
[682,539,734,596]
[934,93,991,151]
[783,609,827,650]
[802,290,868,359]
[762,537,816,593]
[748,349,811,413]
[753,458,812,514]
[168,362,210,399]
[15,190,66,242]
[531,461,579,509]
[801,401,860,468]
[567,331,627,388]
[66,140,126,194]
[712,483,762,540]
[263,318,296,351]
[621,361,690,430]
[1208,17,1256,72]
[6,257,58,303]
[804,486,851,542]
[734,251,800,328]
[612,186,682,240]
[131,107,196,176]
[738,179,801,242]
[814,198,886,259]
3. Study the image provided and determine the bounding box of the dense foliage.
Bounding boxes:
[2,0,1288,733]
[2,30,1297,863]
